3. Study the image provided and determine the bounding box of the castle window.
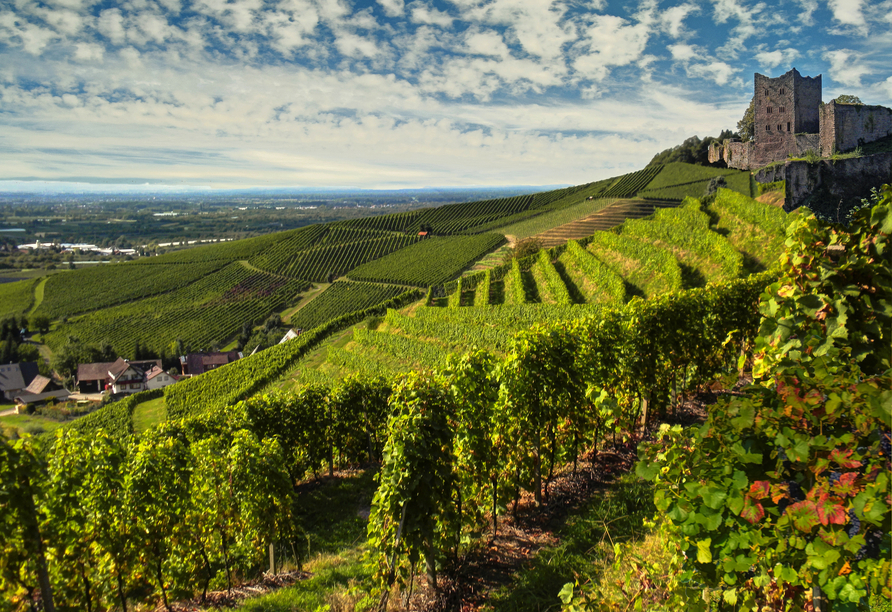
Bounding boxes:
[766,125,771,131]
[779,106,786,113]
[765,88,769,96]
[787,122,791,132]
[779,88,785,95]
[778,124,783,132]
[767,106,772,114]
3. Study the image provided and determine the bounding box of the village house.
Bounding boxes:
[0,362,40,401]
[14,375,69,409]
[76,358,164,395]
[145,365,179,390]
[179,350,243,377]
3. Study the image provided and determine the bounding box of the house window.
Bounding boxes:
[767,107,773,114]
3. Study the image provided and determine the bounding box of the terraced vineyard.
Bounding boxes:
[12,161,757,378]
[277,189,789,385]
[532,199,679,247]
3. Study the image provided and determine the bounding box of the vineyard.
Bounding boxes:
[273,190,788,387]
[3,176,890,612]
[637,161,752,200]
[287,281,407,332]
[346,234,507,286]
[0,278,36,318]
[45,264,309,357]
[33,260,229,320]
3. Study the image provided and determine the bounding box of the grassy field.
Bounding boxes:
[131,395,167,433]
[0,412,67,437]
[233,469,379,612]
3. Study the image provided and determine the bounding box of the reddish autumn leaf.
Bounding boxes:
[833,472,860,497]
[817,501,847,526]
[829,448,861,469]
[749,480,771,500]
[740,496,765,524]
[771,482,789,504]
[787,501,820,532]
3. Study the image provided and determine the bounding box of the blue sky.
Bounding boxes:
[1,0,890,191]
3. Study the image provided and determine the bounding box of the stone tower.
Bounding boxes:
[745,68,822,167]
[754,68,821,139]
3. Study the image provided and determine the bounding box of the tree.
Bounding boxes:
[737,97,754,142]
[31,315,51,337]
[834,94,863,105]
[647,131,735,167]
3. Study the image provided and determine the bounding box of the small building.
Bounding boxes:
[0,362,40,401]
[76,358,163,395]
[14,375,69,409]
[179,351,243,377]
[145,366,178,390]
[278,329,303,344]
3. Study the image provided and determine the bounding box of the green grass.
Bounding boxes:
[232,469,379,612]
[0,412,67,437]
[484,473,655,612]
[637,162,751,201]
[131,395,167,433]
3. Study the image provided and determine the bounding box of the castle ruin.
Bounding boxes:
[708,68,892,170]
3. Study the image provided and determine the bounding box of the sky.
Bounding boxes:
[1,0,891,191]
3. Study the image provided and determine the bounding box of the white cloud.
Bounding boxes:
[97,9,127,45]
[264,7,319,53]
[1,19,58,55]
[668,42,697,61]
[464,29,510,58]
[827,0,867,33]
[753,47,799,70]
[74,42,105,61]
[688,61,736,85]
[659,2,699,38]
[335,32,382,58]
[794,0,818,26]
[410,3,454,27]
[711,0,767,59]
[462,0,576,60]
[194,0,263,33]
[377,0,404,17]
[573,14,651,81]
[824,49,869,87]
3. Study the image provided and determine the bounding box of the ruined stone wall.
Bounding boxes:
[710,140,752,169]
[755,164,785,183]
[820,101,892,155]
[784,152,892,219]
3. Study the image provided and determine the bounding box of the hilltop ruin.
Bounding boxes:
[708,68,892,219]
[708,68,892,169]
